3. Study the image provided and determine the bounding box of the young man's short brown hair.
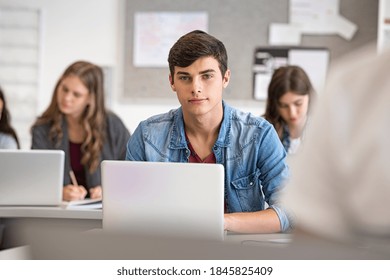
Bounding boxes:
[168,30,228,83]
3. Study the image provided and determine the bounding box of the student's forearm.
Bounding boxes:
[224,208,281,233]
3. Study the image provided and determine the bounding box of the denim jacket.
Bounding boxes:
[126,101,290,231]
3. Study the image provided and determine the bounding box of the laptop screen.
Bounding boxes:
[102,160,225,241]
[0,150,64,206]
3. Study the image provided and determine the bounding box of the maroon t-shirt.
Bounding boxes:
[187,141,216,163]
[69,141,87,189]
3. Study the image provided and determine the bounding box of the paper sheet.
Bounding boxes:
[133,12,208,67]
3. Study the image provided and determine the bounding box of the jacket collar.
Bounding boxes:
[169,101,232,149]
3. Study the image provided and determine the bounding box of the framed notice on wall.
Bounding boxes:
[133,12,208,67]
[252,46,330,100]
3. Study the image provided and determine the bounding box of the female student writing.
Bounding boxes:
[0,87,20,149]
[31,61,130,201]
[263,65,314,154]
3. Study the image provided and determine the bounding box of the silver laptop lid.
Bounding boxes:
[102,160,225,241]
[0,150,64,206]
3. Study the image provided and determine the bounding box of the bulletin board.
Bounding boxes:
[252,46,330,100]
[123,0,378,101]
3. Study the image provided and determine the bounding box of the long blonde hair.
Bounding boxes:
[33,61,107,172]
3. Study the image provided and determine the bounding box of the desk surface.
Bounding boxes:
[225,232,291,244]
[2,209,388,260]
[0,207,290,243]
[0,206,102,220]
[0,206,102,250]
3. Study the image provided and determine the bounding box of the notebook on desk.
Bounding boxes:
[0,150,64,206]
[101,160,225,241]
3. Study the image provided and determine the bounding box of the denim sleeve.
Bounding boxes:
[269,205,291,232]
[258,123,291,232]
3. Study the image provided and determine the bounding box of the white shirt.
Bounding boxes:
[288,137,301,154]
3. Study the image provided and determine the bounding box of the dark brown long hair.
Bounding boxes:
[263,65,314,136]
[0,87,20,148]
[32,61,107,172]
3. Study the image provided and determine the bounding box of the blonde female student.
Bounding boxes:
[31,61,130,201]
[263,65,315,154]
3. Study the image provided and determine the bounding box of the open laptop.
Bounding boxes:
[102,161,225,241]
[0,150,64,206]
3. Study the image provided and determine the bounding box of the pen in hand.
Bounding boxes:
[67,170,87,201]
[69,170,78,186]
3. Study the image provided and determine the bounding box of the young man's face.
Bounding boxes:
[169,56,230,118]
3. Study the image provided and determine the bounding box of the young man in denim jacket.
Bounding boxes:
[126,30,290,233]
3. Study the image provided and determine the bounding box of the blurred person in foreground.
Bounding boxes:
[281,45,390,255]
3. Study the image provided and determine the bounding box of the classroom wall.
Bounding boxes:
[122,0,378,101]
[5,0,118,112]
[0,0,379,148]
[1,0,119,148]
